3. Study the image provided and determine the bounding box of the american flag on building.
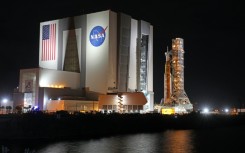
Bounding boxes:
[41,23,56,61]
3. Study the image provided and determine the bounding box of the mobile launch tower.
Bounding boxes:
[162,38,193,114]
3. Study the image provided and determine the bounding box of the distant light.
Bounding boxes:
[2,98,8,103]
[58,98,61,100]
[203,108,209,113]
[34,106,38,109]
[175,107,179,112]
[225,109,229,113]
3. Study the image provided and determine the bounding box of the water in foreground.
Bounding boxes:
[1,125,244,153]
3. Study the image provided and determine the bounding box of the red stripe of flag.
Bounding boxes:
[54,24,56,60]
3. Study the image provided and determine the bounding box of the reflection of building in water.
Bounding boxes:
[160,38,193,114]
[13,10,154,113]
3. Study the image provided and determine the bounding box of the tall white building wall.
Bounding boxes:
[86,10,110,94]
[128,19,138,91]
[107,11,117,90]
[147,25,153,92]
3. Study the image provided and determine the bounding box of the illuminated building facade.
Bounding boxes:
[13,10,154,113]
[162,38,193,114]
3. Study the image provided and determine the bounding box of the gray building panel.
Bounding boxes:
[58,17,69,70]
[117,13,131,92]
[63,17,80,73]
[139,20,151,35]
[74,15,87,88]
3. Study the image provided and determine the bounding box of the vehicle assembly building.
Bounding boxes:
[161,38,193,114]
[13,10,154,113]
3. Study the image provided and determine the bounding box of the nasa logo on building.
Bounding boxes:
[89,26,108,47]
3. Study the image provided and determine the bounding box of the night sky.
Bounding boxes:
[0,1,244,109]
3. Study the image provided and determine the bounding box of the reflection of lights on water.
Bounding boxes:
[163,130,194,153]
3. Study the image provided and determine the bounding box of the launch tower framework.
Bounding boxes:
[162,38,193,114]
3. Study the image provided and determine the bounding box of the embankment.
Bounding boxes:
[0,112,244,141]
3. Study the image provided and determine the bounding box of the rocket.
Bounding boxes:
[162,38,193,113]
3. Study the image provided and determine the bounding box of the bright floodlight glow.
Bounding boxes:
[2,98,8,103]
[225,108,229,112]
[203,108,209,113]
[58,98,61,100]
